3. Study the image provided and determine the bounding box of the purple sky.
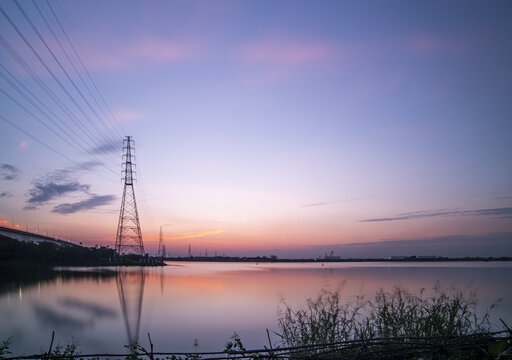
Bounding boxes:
[1,0,511,257]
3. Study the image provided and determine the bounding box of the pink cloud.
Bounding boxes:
[127,38,197,63]
[241,39,338,65]
[408,34,444,54]
[18,139,28,150]
[113,109,143,122]
[405,33,472,55]
[237,38,345,85]
[83,37,201,71]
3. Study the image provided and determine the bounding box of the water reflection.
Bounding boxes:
[33,302,90,330]
[0,266,117,295]
[117,269,145,347]
[160,267,165,295]
[59,298,118,318]
[0,262,511,355]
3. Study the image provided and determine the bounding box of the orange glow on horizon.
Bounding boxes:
[144,229,225,242]
[169,229,225,240]
[0,220,21,230]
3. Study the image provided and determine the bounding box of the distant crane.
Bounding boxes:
[324,250,340,260]
[324,250,334,259]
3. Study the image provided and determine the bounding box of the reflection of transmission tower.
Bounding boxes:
[115,136,144,255]
[157,226,166,258]
[117,270,145,347]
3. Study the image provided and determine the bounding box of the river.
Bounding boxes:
[1,261,511,355]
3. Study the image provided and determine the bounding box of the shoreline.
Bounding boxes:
[164,256,512,263]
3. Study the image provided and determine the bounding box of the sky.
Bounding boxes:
[0,0,511,258]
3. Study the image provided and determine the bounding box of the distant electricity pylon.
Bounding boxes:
[115,136,145,255]
[157,226,166,258]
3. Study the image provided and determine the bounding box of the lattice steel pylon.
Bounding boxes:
[115,136,145,255]
[157,226,166,258]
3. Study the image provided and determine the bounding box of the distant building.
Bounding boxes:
[389,255,440,260]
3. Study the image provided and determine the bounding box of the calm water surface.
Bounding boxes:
[1,261,511,355]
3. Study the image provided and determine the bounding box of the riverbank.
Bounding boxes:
[166,255,512,262]
[0,234,164,267]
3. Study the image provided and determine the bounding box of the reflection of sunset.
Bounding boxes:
[167,276,225,293]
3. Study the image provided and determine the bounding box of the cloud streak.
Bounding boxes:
[113,110,143,122]
[405,32,472,56]
[253,233,512,259]
[27,182,90,204]
[73,161,104,172]
[0,163,21,181]
[361,207,512,222]
[89,143,119,155]
[302,201,341,208]
[168,229,225,241]
[241,39,337,65]
[315,233,512,258]
[302,196,371,208]
[25,169,115,214]
[52,195,116,214]
[237,38,343,84]
[0,191,12,198]
[84,37,200,71]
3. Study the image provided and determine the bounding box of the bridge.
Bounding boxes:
[0,225,80,247]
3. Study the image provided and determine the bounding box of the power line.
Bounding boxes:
[0,1,126,183]
[0,114,118,183]
[0,32,120,165]
[12,0,120,149]
[0,64,119,172]
[0,78,120,177]
[28,0,123,146]
[0,88,119,177]
[32,0,124,141]
[43,0,126,139]
[0,3,121,165]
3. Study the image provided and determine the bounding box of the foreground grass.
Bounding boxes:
[276,284,511,359]
[278,284,495,345]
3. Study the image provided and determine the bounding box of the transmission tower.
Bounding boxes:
[157,226,166,258]
[115,136,145,255]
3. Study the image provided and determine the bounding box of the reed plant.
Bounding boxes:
[276,284,496,348]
